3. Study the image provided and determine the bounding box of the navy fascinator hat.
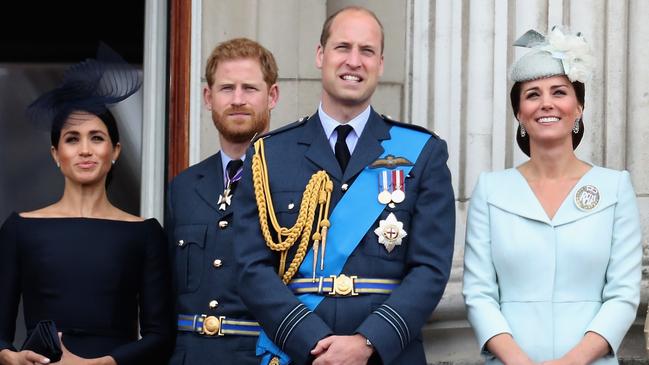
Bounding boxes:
[26,43,142,133]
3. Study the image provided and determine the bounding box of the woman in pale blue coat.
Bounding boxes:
[463,27,641,365]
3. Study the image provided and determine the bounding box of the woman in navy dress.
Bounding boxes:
[0,45,173,365]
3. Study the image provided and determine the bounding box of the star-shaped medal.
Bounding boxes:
[217,188,233,211]
[374,213,407,253]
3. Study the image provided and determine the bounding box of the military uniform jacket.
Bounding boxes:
[234,109,456,364]
[167,153,259,365]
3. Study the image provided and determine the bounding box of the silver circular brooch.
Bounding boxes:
[574,185,600,211]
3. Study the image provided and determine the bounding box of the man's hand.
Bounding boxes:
[311,334,373,365]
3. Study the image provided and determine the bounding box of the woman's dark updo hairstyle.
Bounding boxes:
[510,80,585,156]
[50,109,120,148]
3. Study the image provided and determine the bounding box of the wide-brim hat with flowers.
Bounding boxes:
[510,26,594,156]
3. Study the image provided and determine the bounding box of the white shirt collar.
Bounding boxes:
[318,103,371,142]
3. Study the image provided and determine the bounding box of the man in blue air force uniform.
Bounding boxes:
[234,7,455,365]
[166,38,279,364]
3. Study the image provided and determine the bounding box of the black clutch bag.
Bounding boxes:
[20,320,62,362]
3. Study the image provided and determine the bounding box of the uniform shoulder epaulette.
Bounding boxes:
[381,114,439,139]
[253,115,310,142]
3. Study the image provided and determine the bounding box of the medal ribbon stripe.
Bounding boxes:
[226,167,244,185]
[296,126,431,310]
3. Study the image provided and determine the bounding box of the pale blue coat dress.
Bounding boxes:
[463,165,641,364]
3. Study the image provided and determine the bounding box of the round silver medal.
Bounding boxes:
[378,190,392,205]
[574,185,600,211]
[391,189,405,204]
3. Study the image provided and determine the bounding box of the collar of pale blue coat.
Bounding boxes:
[486,166,618,226]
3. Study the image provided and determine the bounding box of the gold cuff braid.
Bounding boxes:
[252,138,333,284]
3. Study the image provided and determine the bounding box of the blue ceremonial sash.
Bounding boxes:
[297,125,430,309]
[257,125,431,365]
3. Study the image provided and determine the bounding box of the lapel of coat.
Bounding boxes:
[487,166,618,227]
[342,109,390,183]
[194,152,229,218]
[487,168,552,225]
[299,112,344,182]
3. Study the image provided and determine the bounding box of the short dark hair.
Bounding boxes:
[510,80,585,156]
[319,6,385,55]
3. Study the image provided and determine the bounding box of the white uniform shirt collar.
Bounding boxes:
[318,103,370,154]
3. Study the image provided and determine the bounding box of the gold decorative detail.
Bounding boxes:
[378,190,391,205]
[202,316,222,336]
[330,274,358,296]
[269,356,281,365]
[369,154,413,169]
[252,138,334,284]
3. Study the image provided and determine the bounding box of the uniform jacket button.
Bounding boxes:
[209,300,219,309]
[213,259,222,268]
[218,220,228,229]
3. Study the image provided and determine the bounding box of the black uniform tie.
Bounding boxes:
[334,125,353,172]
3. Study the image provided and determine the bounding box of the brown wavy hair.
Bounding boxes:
[204,38,278,88]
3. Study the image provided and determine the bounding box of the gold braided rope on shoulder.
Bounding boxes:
[252,138,333,284]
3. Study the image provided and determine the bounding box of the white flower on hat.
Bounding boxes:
[540,27,594,83]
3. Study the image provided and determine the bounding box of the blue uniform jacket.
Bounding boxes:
[166,153,259,365]
[234,109,456,364]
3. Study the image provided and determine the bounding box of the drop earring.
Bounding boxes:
[520,123,526,137]
[573,118,580,134]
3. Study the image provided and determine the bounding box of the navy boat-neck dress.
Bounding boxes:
[0,212,174,364]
